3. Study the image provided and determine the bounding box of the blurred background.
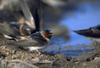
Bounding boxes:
[42,0,100,57]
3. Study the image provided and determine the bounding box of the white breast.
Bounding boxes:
[27,46,43,51]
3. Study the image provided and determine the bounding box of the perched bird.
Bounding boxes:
[0,14,52,51]
[8,30,52,51]
[0,22,52,52]
[74,25,100,42]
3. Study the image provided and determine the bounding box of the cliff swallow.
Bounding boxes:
[8,30,52,51]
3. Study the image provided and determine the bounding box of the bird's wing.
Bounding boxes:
[8,38,40,48]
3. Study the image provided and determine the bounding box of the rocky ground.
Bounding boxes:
[0,38,100,68]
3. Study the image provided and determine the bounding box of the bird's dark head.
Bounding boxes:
[42,30,53,40]
[30,30,53,42]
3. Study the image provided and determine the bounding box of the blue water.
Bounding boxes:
[45,2,100,57]
[44,32,94,57]
[60,49,94,57]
